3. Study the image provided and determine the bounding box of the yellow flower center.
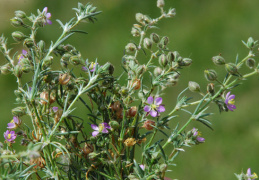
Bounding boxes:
[228,99,235,105]
[8,134,11,139]
[17,54,22,60]
[98,124,104,132]
[151,104,157,110]
[90,62,96,69]
[252,173,258,179]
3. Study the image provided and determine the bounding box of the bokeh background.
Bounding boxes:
[0,0,259,179]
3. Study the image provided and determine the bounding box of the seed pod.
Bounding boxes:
[15,10,26,19]
[188,81,200,92]
[154,67,162,76]
[207,83,215,96]
[143,38,152,49]
[69,55,82,65]
[59,73,71,85]
[12,107,26,117]
[150,33,160,43]
[246,58,256,69]
[159,54,168,67]
[0,63,11,75]
[10,17,24,27]
[132,79,141,90]
[135,13,144,24]
[212,55,225,65]
[143,120,156,130]
[225,63,238,75]
[179,58,192,66]
[128,106,137,117]
[109,121,120,130]
[125,43,137,53]
[157,0,165,8]
[160,36,169,46]
[23,38,34,48]
[12,31,26,42]
[167,52,175,62]
[131,27,140,37]
[204,69,217,81]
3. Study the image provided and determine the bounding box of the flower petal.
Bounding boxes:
[197,136,205,142]
[155,97,162,105]
[144,105,151,112]
[46,12,51,19]
[226,92,231,99]
[91,124,99,131]
[247,168,251,176]
[43,7,48,13]
[47,20,52,25]
[22,50,27,56]
[228,94,235,100]
[103,122,111,129]
[102,128,109,133]
[157,105,165,113]
[7,123,16,129]
[92,131,99,137]
[13,116,19,124]
[147,96,153,104]
[150,110,157,117]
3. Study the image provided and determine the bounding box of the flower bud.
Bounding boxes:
[88,152,98,159]
[246,58,256,69]
[207,83,215,96]
[109,121,120,130]
[14,65,23,78]
[12,31,26,42]
[0,63,11,75]
[40,92,55,105]
[143,38,152,49]
[167,52,175,62]
[188,81,200,92]
[59,73,71,85]
[150,33,160,43]
[125,43,137,53]
[82,143,94,157]
[247,37,255,49]
[12,107,26,116]
[42,56,53,69]
[225,63,238,75]
[38,40,45,53]
[143,120,156,130]
[143,15,152,24]
[61,53,71,62]
[22,64,32,73]
[23,38,34,48]
[212,55,225,65]
[131,27,140,37]
[160,36,169,46]
[128,106,137,117]
[159,54,168,67]
[135,13,144,24]
[154,67,162,76]
[204,69,217,81]
[179,58,192,66]
[157,0,165,8]
[173,51,180,61]
[136,65,146,76]
[15,10,26,19]
[10,17,24,27]
[120,87,129,96]
[69,55,82,65]
[167,8,176,17]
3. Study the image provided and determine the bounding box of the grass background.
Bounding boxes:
[0,0,259,179]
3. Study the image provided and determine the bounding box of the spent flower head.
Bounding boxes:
[144,96,165,117]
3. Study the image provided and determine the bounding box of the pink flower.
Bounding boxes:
[42,7,52,25]
[91,123,111,137]
[225,91,236,111]
[144,96,165,117]
[4,130,17,143]
[7,116,21,129]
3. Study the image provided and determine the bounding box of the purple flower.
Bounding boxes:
[7,116,21,129]
[247,168,258,180]
[144,96,165,117]
[192,128,205,143]
[82,62,99,72]
[4,130,17,143]
[139,164,145,170]
[225,91,236,111]
[42,7,52,25]
[91,123,111,137]
[52,106,59,112]
[18,50,27,64]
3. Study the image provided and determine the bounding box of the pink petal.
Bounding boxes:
[7,123,16,129]
[47,20,52,25]
[150,110,157,117]
[157,105,165,113]
[13,116,19,124]
[228,95,235,100]
[22,50,27,56]
[102,128,109,133]
[46,13,51,19]
[92,131,99,137]
[43,7,48,13]
[247,168,251,176]
[147,96,153,104]
[226,92,231,99]
[155,97,162,105]
[91,124,99,131]
[144,105,151,112]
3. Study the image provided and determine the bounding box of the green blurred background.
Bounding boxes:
[0,0,259,179]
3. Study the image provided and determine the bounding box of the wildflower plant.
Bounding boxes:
[0,0,258,179]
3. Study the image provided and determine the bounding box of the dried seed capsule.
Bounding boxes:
[207,83,215,96]
[59,73,71,85]
[246,58,256,69]
[125,43,137,53]
[212,55,225,65]
[128,106,137,117]
[160,36,169,46]
[188,81,200,92]
[143,38,152,49]
[225,63,238,75]
[159,54,168,67]
[143,120,156,130]
[204,69,217,81]
[150,33,160,43]
[132,79,141,90]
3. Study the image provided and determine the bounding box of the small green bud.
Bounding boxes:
[10,17,24,27]
[136,65,146,76]
[42,56,53,69]
[20,58,30,65]
[109,121,120,130]
[204,69,217,81]
[14,65,23,78]
[247,37,255,49]
[14,90,23,98]
[125,43,137,53]
[15,10,26,19]
[12,106,26,116]
[173,51,180,61]
[0,63,11,75]
[38,40,45,53]
[120,86,129,96]
[131,27,140,37]
[159,54,168,67]
[135,13,144,24]
[188,81,200,92]
[167,8,176,17]
[207,83,215,96]
[179,58,192,66]
[22,64,32,73]
[167,52,175,62]
[212,55,225,65]
[143,15,152,24]
[69,55,82,65]
[154,67,162,76]
[246,58,256,69]
[150,33,160,43]
[62,53,72,61]
[159,163,168,173]
[160,36,169,46]
[143,38,152,49]
[23,38,34,48]
[12,31,26,42]
[225,63,238,75]
[157,0,165,8]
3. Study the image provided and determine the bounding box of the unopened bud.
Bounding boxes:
[136,13,144,24]
[22,64,32,73]
[167,52,175,62]
[120,87,129,96]
[212,55,225,65]
[247,37,255,49]
[12,31,26,42]
[82,143,94,157]
[179,58,192,66]
[168,8,176,17]
[23,38,34,48]
[136,65,146,76]
[125,43,137,53]
[143,120,155,130]
[188,81,200,92]
[157,0,165,8]
[10,17,24,27]
[154,67,162,76]
[143,38,152,49]
[246,58,256,69]
[14,65,23,78]
[225,63,238,75]
[0,63,11,75]
[160,36,169,46]
[143,15,152,24]
[12,106,26,117]
[69,55,82,65]
[38,40,45,53]
[150,33,160,43]
[159,54,168,67]
[15,10,26,19]
[204,69,217,81]
[42,56,53,69]
[109,121,120,130]
[207,83,215,96]
[131,27,140,37]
